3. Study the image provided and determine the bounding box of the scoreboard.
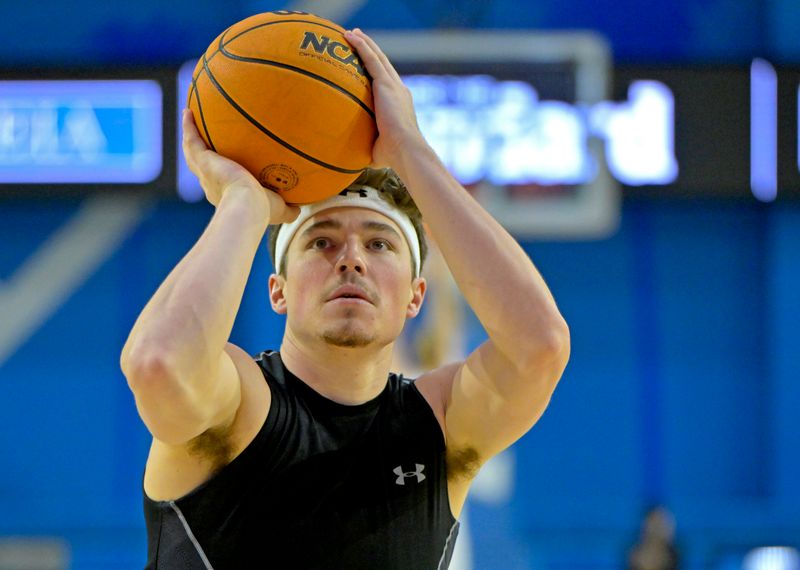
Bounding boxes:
[1,31,798,236]
[0,79,162,184]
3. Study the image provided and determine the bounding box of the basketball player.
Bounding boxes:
[121,28,569,569]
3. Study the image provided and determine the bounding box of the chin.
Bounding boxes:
[320,331,376,348]
[317,319,374,347]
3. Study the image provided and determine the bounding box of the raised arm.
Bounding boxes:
[120,110,299,446]
[346,29,570,470]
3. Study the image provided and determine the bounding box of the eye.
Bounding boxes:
[368,239,392,251]
[310,237,331,249]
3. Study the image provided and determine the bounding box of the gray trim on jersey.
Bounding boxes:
[169,501,214,570]
[437,520,461,570]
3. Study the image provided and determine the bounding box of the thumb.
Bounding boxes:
[283,205,301,223]
[272,204,301,225]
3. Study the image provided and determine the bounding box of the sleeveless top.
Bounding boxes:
[143,351,459,569]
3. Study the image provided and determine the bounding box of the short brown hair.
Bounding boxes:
[267,167,428,277]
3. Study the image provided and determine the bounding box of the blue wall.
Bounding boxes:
[1,197,798,567]
[0,0,798,66]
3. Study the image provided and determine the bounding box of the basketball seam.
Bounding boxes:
[216,46,375,120]
[204,19,347,70]
[188,20,234,150]
[189,73,218,153]
[200,51,366,175]
[190,19,344,101]
[216,17,373,118]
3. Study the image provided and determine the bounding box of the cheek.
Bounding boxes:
[285,264,326,307]
[383,280,414,312]
[382,264,414,302]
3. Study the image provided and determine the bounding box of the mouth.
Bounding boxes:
[329,297,371,304]
[327,285,373,305]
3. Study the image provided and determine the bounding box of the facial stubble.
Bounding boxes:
[320,306,377,348]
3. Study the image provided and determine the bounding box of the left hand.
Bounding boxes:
[344,28,428,168]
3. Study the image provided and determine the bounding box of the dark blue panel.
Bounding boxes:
[0,0,781,65]
[766,205,800,510]
[229,233,288,354]
[767,0,800,61]
[346,0,427,29]
[0,0,240,66]
[650,202,768,501]
[0,200,79,281]
[0,198,208,531]
[512,223,643,532]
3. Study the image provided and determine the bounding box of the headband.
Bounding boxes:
[273,185,421,277]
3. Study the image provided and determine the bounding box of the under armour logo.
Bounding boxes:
[393,464,426,485]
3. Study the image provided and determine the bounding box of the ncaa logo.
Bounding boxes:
[299,32,366,77]
[393,464,426,485]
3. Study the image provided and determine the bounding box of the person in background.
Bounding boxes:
[627,505,680,570]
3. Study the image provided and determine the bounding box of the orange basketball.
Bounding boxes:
[188,11,376,204]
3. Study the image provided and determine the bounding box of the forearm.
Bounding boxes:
[122,185,270,382]
[393,141,569,366]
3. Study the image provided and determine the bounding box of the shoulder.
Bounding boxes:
[405,362,461,442]
[404,361,480,515]
[219,344,272,459]
[251,348,282,380]
[144,344,272,501]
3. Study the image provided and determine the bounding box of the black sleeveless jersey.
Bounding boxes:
[143,351,459,569]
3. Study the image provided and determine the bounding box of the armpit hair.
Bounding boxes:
[187,424,235,473]
[446,446,482,482]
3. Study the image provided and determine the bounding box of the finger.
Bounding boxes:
[182,109,210,164]
[345,29,393,82]
[284,205,301,223]
[350,29,391,71]
[350,28,403,84]
[269,198,301,224]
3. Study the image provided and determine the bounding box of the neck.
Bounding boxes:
[279,330,395,405]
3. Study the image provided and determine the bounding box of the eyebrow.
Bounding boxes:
[299,219,341,240]
[362,220,402,241]
[299,218,402,242]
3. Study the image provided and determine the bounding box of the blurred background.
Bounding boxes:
[1,0,799,568]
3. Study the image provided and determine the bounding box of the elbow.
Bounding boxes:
[121,351,206,445]
[550,317,571,365]
[522,317,571,380]
[121,348,180,394]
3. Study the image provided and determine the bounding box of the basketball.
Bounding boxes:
[188,11,376,204]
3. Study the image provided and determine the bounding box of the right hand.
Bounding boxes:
[182,109,300,224]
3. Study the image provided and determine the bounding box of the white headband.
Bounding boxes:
[274,185,421,277]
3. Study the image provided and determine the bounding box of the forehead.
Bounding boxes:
[293,207,405,241]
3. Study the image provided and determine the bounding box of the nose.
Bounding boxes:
[336,239,365,275]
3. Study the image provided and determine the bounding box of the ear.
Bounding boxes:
[269,273,288,315]
[405,276,427,318]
